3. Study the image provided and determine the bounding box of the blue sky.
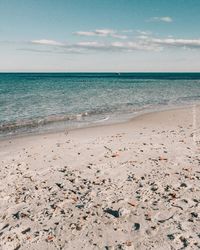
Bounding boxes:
[1,0,200,72]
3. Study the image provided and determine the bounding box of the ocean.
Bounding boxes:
[1,72,200,137]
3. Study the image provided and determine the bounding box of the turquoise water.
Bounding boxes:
[1,73,200,137]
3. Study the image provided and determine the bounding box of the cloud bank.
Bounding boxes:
[29,39,160,53]
[28,23,200,54]
[29,35,200,55]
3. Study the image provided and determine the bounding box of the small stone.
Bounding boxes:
[46,235,54,242]
[125,241,132,246]
[180,236,189,248]
[76,204,84,209]
[132,223,140,231]
[21,227,31,234]
[13,211,20,220]
[56,183,64,189]
[104,208,119,218]
[14,244,21,250]
[104,246,114,250]
[145,212,151,221]
[151,186,158,191]
[158,156,168,161]
[1,223,9,230]
[191,212,198,218]
[167,234,175,240]
[76,225,82,231]
[128,201,137,207]
[180,183,187,187]
[111,153,119,158]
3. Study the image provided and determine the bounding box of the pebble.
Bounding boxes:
[132,223,140,231]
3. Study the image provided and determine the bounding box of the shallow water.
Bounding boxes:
[1,73,200,137]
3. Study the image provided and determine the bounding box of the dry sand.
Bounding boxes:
[0,106,200,250]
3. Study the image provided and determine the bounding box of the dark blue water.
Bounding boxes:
[0,73,200,137]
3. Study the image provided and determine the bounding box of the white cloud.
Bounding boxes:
[74,29,127,39]
[74,41,160,52]
[111,33,128,39]
[150,38,200,48]
[150,16,173,23]
[95,29,115,36]
[110,41,160,51]
[76,41,106,48]
[34,39,155,52]
[136,30,152,35]
[31,39,64,46]
[74,31,96,37]
[75,29,114,37]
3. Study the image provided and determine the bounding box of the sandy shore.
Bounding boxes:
[0,106,200,250]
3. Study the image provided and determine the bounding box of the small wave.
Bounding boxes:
[0,112,90,133]
[176,95,200,102]
[92,116,110,123]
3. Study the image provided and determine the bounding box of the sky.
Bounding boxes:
[0,0,200,72]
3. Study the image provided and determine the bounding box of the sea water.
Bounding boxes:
[1,73,200,137]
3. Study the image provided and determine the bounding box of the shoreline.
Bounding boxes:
[0,102,198,142]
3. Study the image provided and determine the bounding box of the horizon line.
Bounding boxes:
[0,71,200,74]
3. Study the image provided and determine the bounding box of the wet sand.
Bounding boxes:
[0,106,200,250]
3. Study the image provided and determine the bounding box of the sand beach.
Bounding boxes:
[0,106,200,249]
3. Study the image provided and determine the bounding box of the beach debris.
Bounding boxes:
[104,146,113,153]
[156,213,175,223]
